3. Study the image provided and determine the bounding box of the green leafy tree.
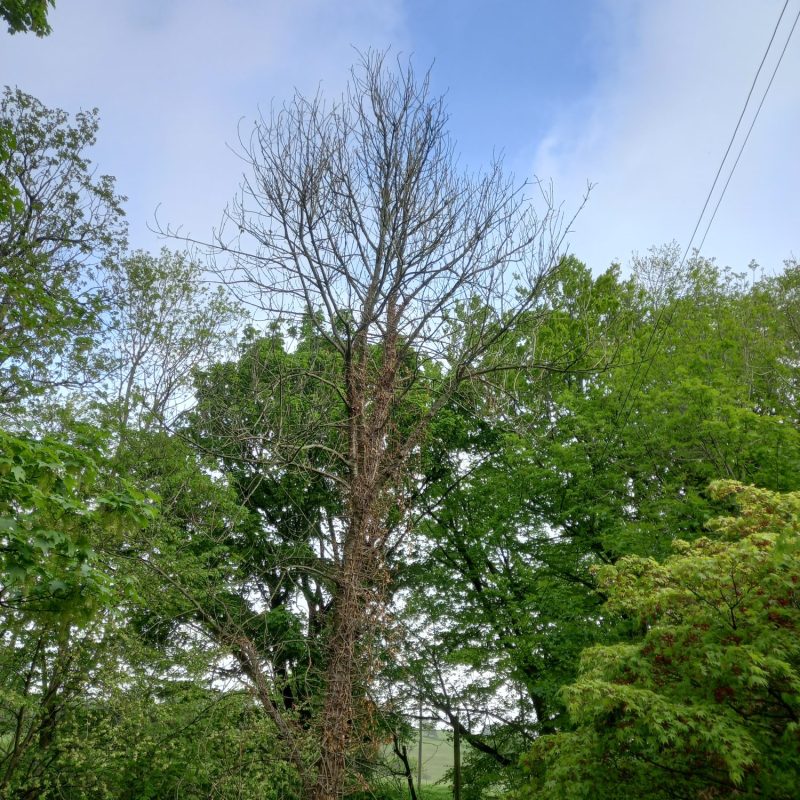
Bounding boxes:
[0,88,126,412]
[102,423,307,797]
[521,481,800,799]
[0,53,287,799]
[0,427,155,798]
[397,252,800,795]
[103,248,243,431]
[392,257,637,791]
[0,0,54,225]
[0,0,54,35]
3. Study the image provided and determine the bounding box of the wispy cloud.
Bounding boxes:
[1,0,406,248]
[532,0,800,272]
[3,1,797,272]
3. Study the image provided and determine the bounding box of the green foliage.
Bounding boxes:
[0,427,158,797]
[0,127,22,221]
[0,0,53,35]
[47,683,298,800]
[0,422,298,799]
[103,248,243,430]
[399,251,800,795]
[0,615,297,799]
[0,88,125,410]
[187,327,345,718]
[521,482,800,799]
[0,428,152,609]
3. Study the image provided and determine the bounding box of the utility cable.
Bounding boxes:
[595,0,797,467]
[699,5,800,253]
[681,0,790,264]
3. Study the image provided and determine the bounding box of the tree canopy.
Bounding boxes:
[522,481,800,799]
[2,46,800,800]
[0,0,54,36]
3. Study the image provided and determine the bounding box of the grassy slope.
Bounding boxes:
[375,727,461,793]
[416,728,453,784]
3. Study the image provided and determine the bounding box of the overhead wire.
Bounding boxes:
[595,0,798,466]
[699,5,800,253]
[680,0,790,264]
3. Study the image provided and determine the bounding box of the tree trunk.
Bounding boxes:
[313,432,386,799]
[313,549,363,800]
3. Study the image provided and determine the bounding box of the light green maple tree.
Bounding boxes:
[521,481,800,799]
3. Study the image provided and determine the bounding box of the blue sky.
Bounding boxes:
[2,0,798,274]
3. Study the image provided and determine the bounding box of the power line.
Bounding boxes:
[699,5,800,253]
[680,0,791,265]
[596,1,797,466]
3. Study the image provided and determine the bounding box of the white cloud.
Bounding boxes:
[4,1,797,274]
[532,0,800,273]
[1,0,406,249]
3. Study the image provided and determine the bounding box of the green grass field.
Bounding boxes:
[415,785,451,800]
[414,727,454,785]
[368,727,457,798]
[358,784,451,800]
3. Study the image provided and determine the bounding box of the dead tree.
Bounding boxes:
[212,51,576,800]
